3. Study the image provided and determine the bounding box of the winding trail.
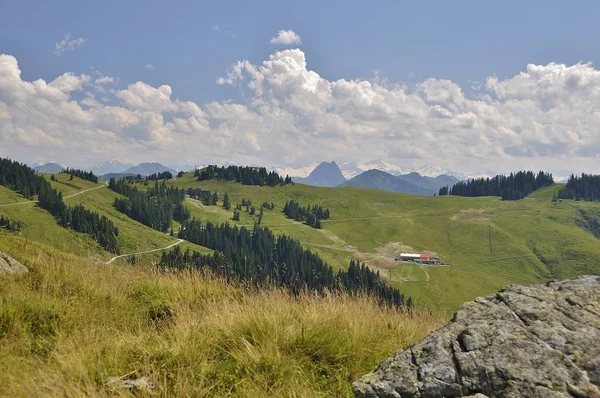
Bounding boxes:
[63,184,106,199]
[105,239,184,264]
[0,184,106,207]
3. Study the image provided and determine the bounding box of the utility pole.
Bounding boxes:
[488,225,493,255]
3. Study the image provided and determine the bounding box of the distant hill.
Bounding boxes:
[34,163,64,174]
[122,163,177,177]
[396,172,459,192]
[339,169,433,195]
[293,161,347,187]
[90,160,133,176]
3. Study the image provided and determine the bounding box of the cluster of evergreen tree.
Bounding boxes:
[109,178,189,232]
[262,202,275,210]
[439,171,554,200]
[195,165,292,186]
[37,182,120,253]
[169,220,409,307]
[0,158,120,252]
[556,174,600,201]
[69,204,121,253]
[187,188,218,205]
[223,193,231,210]
[0,215,23,232]
[147,171,173,181]
[62,168,98,183]
[283,200,330,229]
[0,158,48,199]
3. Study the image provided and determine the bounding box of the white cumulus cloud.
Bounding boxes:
[145,64,154,71]
[270,30,302,45]
[54,33,86,56]
[2,50,600,174]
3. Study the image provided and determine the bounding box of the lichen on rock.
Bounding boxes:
[354,275,600,397]
[0,252,28,275]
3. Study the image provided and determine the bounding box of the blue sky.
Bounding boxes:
[3,0,599,103]
[1,0,600,174]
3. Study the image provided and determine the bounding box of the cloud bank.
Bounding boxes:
[1,49,600,173]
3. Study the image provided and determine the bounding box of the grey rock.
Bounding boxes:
[0,252,28,275]
[107,376,154,391]
[354,276,600,397]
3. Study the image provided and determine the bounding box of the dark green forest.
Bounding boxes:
[557,174,600,201]
[439,171,553,200]
[147,171,173,181]
[62,168,98,183]
[283,200,330,229]
[169,219,410,308]
[109,178,190,232]
[187,188,218,205]
[0,158,119,253]
[195,165,292,186]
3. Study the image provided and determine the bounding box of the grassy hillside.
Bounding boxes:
[0,173,209,262]
[167,173,600,310]
[0,233,442,397]
[1,170,599,311]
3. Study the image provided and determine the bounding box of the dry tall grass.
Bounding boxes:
[0,233,444,397]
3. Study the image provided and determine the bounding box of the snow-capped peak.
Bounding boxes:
[339,160,412,179]
[275,163,320,178]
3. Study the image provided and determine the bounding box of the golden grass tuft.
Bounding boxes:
[0,233,444,397]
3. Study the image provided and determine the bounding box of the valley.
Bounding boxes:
[2,169,599,311]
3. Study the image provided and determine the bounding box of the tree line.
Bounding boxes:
[187,188,218,205]
[0,215,23,232]
[62,168,98,183]
[556,174,600,201]
[233,198,267,224]
[439,171,554,200]
[0,158,120,253]
[147,171,173,181]
[109,178,190,232]
[168,220,410,308]
[283,200,330,228]
[195,165,292,186]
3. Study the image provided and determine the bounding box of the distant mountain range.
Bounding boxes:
[90,160,134,176]
[32,162,65,174]
[29,161,178,180]
[293,161,347,187]
[122,162,177,177]
[276,159,495,181]
[339,160,412,179]
[289,161,460,195]
[339,169,460,196]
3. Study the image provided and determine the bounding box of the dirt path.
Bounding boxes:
[63,184,106,199]
[0,184,106,207]
[105,239,184,264]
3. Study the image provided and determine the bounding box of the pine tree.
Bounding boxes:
[223,193,231,210]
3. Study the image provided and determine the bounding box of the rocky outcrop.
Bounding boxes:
[354,276,600,398]
[0,252,27,275]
